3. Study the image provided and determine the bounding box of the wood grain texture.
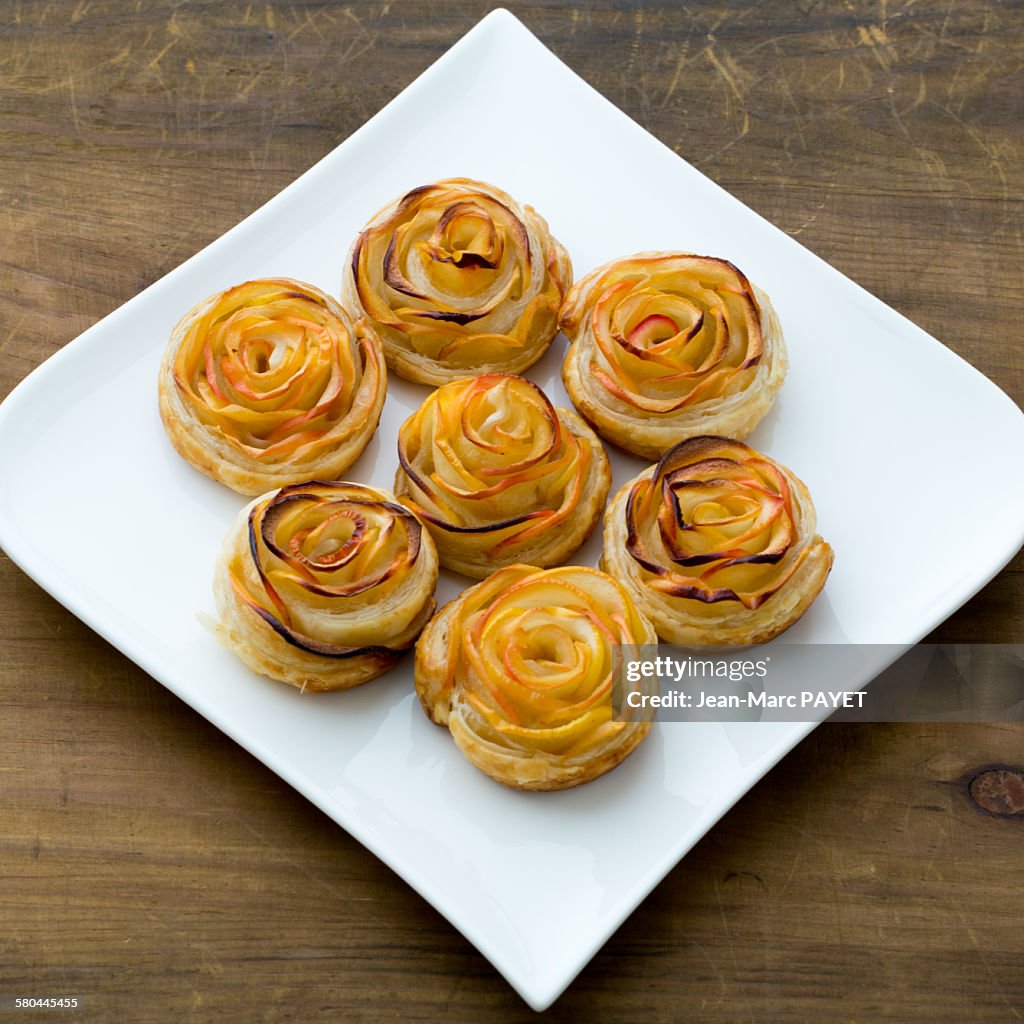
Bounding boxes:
[1,1,1021,1020]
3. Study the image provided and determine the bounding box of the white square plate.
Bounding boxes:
[1,9,1022,1011]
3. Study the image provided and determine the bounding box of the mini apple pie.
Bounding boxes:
[394,373,610,578]
[415,564,658,790]
[561,252,786,460]
[343,178,571,385]
[159,278,385,495]
[602,436,833,646]
[213,481,438,691]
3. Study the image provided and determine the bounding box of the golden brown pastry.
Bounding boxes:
[415,564,658,790]
[159,278,385,495]
[342,178,572,386]
[561,252,787,460]
[602,436,833,647]
[213,481,438,691]
[394,374,610,578]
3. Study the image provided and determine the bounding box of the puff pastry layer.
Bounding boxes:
[214,481,438,691]
[602,436,833,647]
[415,564,658,790]
[561,252,787,460]
[343,178,572,385]
[394,373,611,578]
[159,278,386,495]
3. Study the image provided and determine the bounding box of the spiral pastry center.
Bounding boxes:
[423,203,504,275]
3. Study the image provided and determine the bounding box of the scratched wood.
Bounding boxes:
[1,1,1021,1021]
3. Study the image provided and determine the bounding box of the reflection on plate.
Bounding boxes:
[0,9,1021,1011]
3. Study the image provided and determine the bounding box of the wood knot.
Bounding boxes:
[968,768,1024,818]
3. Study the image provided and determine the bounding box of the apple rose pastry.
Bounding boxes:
[561,252,787,460]
[213,481,438,691]
[394,374,610,578]
[415,564,658,790]
[342,178,572,385]
[159,278,386,495]
[602,436,833,647]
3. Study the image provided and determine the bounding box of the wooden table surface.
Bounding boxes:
[2,1,1021,1020]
